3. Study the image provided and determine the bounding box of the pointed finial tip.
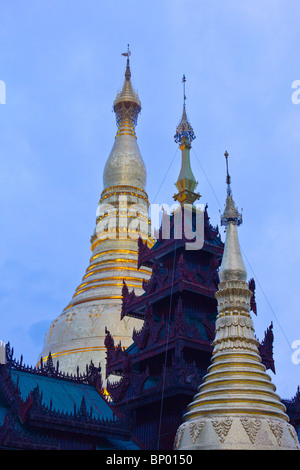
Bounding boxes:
[121,44,132,81]
[224,150,231,186]
[221,150,243,226]
[121,44,131,58]
[182,74,187,105]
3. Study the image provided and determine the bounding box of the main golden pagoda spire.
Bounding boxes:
[174,152,300,450]
[39,48,153,377]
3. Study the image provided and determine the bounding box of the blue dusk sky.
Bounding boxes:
[0,1,299,400]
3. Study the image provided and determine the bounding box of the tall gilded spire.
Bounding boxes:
[173,75,200,205]
[39,49,152,378]
[219,151,246,283]
[174,152,300,450]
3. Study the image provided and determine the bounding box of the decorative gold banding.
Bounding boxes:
[100,191,149,203]
[91,235,153,252]
[86,258,138,273]
[197,379,275,394]
[184,407,289,422]
[189,397,285,411]
[115,129,137,138]
[64,295,123,311]
[37,345,107,367]
[194,388,280,400]
[100,184,147,195]
[82,265,150,280]
[96,210,150,223]
[73,281,143,297]
[76,275,147,290]
[206,361,267,374]
[90,249,138,262]
[90,232,150,246]
[90,235,152,251]
[115,121,137,138]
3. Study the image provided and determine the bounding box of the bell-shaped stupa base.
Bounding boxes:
[174,415,299,450]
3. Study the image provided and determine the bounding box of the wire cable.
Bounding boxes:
[153,148,178,203]
[157,239,177,449]
[191,146,294,353]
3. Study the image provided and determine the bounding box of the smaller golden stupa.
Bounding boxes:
[174,152,300,450]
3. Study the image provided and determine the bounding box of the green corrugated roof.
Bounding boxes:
[97,437,140,450]
[9,370,115,421]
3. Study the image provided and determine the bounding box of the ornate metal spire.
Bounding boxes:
[103,47,146,188]
[122,44,131,80]
[173,75,199,205]
[174,75,195,144]
[219,151,247,282]
[221,151,242,227]
[113,45,141,129]
[39,49,152,379]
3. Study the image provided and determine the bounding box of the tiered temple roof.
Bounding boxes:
[0,343,139,450]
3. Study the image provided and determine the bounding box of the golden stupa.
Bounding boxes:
[174,152,300,450]
[39,47,153,376]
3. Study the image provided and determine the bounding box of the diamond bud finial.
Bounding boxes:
[174,74,195,144]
